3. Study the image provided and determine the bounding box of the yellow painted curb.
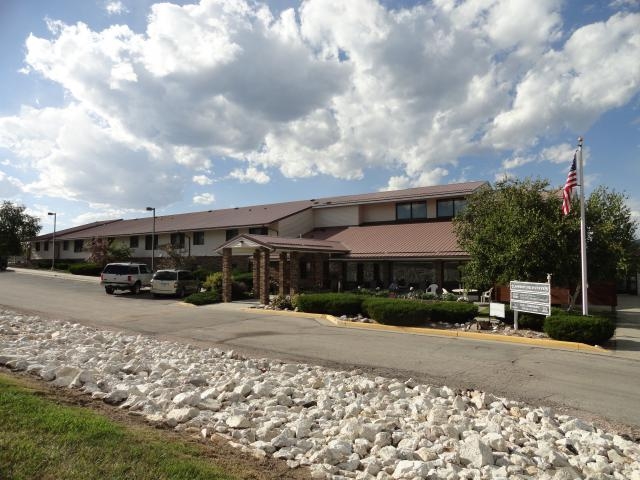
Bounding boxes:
[244,308,610,354]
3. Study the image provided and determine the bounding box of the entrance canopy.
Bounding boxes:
[215,233,349,256]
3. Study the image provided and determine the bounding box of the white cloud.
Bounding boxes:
[0,0,638,214]
[228,166,270,184]
[193,192,215,205]
[0,170,25,198]
[105,1,128,16]
[192,175,213,185]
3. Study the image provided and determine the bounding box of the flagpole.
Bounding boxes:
[577,136,588,315]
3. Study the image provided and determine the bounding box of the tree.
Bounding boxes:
[0,201,41,257]
[87,237,131,266]
[454,178,638,299]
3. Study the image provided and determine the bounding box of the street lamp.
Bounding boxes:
[146,207,156,271]
[47,212,56,270]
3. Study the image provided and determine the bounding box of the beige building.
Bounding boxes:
[30,181,487,301]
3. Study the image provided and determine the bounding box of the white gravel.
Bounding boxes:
[1,309,638,480]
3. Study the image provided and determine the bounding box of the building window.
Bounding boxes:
[249,227,268,235]
[145,235,158,250]
[62,240,69,251]
[44,242,49,251]
[437,198,467,218]
[396,201,427,220]
[35,242,40,252]
[130,236,139,248]
[225,229,239,241]
[74,240,84,252]
[193,231,205,245]
[170,232,185,249]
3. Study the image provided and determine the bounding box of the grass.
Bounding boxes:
[0,373,237,480]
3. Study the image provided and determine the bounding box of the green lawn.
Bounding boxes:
[0,373,237,480]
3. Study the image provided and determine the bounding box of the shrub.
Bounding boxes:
[295,293,364,316]
[544,312,615,345]
[430,301,478,324]
[69,263,103,276]
[184,290,221,306]
[270,294,293,310]
[202,272,223,291]
[362,298,433,326]
[503,306,546,331]
[233,272,254,290]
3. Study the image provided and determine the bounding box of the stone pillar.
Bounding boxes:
[312,253,324,290]
[278,252,288,296]
[259,248,270,305]
[222,248,232,303]
[253,250,261,299]
[283,254,290,293]
[289,251,299,295]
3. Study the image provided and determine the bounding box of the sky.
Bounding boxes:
[0,0,639,235]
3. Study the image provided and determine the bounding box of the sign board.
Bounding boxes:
[510,281,551,316]
[489,302,505,319]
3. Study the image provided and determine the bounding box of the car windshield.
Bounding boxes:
[154,271,177,280]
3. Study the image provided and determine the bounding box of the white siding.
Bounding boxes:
[427,199,437,219]
[278,210,314,237]
[313,206,359,228]
[362,203,395,223]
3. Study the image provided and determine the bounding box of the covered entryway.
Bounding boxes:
[216,234,349,304]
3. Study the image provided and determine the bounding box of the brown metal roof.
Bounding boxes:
[39,181,487,241]
[305,222,467,259]
[33,219,122,241]
[52,200,315,240]
[310,181,488,208]
[217,234,349,253]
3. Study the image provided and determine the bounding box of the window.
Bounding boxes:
[170,232,185,248]
[249,227,268,235]
[130,236,139,248]
[44,242,49,251]
[225,229,239,241]
[437,198,467,218]
[63,240,69,251]
[193,231,205,245]
[145,235,158,250]
[35,242,40,252]
[396,201,427,220]
[74,240,83,252]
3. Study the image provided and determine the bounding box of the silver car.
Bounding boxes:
[150,269,200,298]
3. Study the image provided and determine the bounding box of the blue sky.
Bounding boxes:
[1,0,638,234]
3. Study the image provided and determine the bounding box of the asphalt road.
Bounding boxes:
[1,269,638,435]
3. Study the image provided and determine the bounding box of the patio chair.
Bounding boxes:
[480,287,493,303]
[426,283,439,295]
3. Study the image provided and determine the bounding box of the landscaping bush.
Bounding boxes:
[503,306,545,331]
[69,262,103,276]
[270,294,293,310]
[184,290,221,306]
[430,301,478,324]
[294,293,364,316]
[362,298,433,326]
[202,272,223,291]
[544,312,615,345]
[54,263,69,271]
[233,272,253,290]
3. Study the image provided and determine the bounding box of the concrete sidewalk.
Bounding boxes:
[610,294,640,360]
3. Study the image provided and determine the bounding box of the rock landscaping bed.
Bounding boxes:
[1,309,638,479]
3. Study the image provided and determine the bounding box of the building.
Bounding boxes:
[30,181,488,302]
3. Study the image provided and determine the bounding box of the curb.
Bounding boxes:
[244,308,610,355]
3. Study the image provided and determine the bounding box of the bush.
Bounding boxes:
[270,294,293,310]
[202,272,223,291]
[233,272,253,290]
[295,293,364,316]
[362,298,433,326]
[184,290,221,306]
[69,263,103,276]
[544,312,615,345]
[54,263,69,271]
[430,301,478,324]
[503,306,546,331]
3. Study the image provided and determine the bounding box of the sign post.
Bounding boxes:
[509,280,551,330]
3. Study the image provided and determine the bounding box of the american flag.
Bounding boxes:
[562,153,578,215]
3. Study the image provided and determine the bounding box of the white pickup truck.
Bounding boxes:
[100,262,153,294]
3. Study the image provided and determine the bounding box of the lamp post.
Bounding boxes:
[146,207,156,271]
[47,212,56,270]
